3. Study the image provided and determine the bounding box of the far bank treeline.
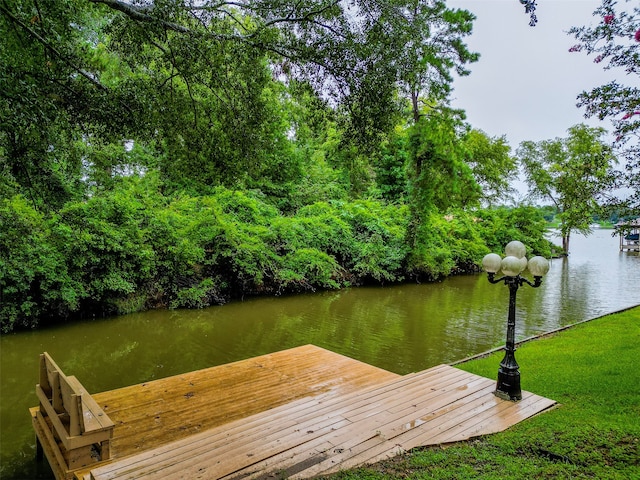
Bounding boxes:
[1,1,558,333]
[1,183,555,332]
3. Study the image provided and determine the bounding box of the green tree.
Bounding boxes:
[0,1,117,208]
[404,108,481,262]
[407,108,479,211]
[374,128,411,203]
[461,129,516,206]
[568,0,640,216]
[1,0,481,205]
[393,2,479,124]
[517,124,618,253]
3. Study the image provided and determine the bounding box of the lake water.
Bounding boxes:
[1,229,638,479]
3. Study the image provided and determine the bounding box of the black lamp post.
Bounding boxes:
[482,241,550,401]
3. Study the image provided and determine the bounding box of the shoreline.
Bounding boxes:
[450,302,640,366]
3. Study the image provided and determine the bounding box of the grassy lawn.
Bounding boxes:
[323,307,640,480]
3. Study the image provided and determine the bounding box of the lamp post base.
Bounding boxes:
[495,389,522,402]
[495,367,522,401]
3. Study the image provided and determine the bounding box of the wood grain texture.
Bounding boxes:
[30,345,555,480]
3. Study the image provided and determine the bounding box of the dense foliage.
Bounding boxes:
[0,175,555,332]
[1,0,561,332]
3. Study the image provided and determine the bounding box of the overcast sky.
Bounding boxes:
[447,0,625,149]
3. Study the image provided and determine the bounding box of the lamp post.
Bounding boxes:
[482,241,549,401]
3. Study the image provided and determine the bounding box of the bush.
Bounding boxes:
[405,210,456,280]
[0,181,558,332]
[279,248,345,291]
[338,201,409,283]
[0,196,81,331]
[55,190,155,315]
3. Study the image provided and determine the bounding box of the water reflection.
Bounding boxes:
[1,229,638,479]
[539,229,640,330]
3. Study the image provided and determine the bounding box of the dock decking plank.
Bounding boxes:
[90,366,554,480]
[90,345,399,459]
[281,377,499,478]
[332,390,555,476]
[29,345,555,480]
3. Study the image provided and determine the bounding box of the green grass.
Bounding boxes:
[323,307,640,480]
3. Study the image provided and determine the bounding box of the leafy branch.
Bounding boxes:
[0,2,108,91]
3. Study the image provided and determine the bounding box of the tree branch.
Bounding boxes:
[0,3,108,91]
[88,0,191,33]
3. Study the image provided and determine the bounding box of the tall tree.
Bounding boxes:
[1,0,479,203]
[0,1,132,208]
[568,0,640,216]
[517,124,618,253]
[389,1,478,124]
[461,129,516,206]
[405,107,479,256]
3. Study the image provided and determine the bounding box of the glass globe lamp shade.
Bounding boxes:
[482,253,502,273]
[528,256,550,277]
[501,256,522,277]
[505,240,526,259]
[519,256,528,273]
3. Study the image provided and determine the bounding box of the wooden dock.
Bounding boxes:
[30,345,556,480]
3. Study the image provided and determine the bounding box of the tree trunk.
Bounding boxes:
[411,89,420,124]
[562,232,570,254]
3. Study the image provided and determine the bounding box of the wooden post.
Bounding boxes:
[35,437,43,462]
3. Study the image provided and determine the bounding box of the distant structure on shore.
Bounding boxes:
[617,218,640,251]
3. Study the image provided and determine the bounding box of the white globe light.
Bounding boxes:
[505,240,526,259]
[482,253,502,273]
[528,256,550,277]
[501,256,522,277]
[519,256,528,273]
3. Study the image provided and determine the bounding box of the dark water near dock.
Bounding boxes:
[1,229,638,479]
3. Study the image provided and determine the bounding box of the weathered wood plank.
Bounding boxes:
[317,389,556,476]
[31,408,70,480]
[284,377,497,478]
[220,373,553,480]
[312,384,502,475]
[265,374,491,476]
[87,372,416,480]
[66,376,115,431]
[88,365,554,480]
[74,346,401,480]
[87,345,397,462]
[27,346,556,480]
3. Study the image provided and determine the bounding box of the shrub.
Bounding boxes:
[55,190,155,315]
[0,180,559,331]
[279,248,345,291]
[0,196,81,331]
[476,206,557,258]
[337,200,409,283]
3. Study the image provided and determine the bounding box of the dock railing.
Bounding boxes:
[33,352,114,473]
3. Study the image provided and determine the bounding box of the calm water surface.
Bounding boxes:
[1,229,638,478]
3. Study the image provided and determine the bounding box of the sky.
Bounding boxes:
[447,0,626,149]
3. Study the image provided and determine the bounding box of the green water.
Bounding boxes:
[1,230,638,479]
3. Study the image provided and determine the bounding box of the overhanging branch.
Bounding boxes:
[0,3,108,91]
[88,0,191,33]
